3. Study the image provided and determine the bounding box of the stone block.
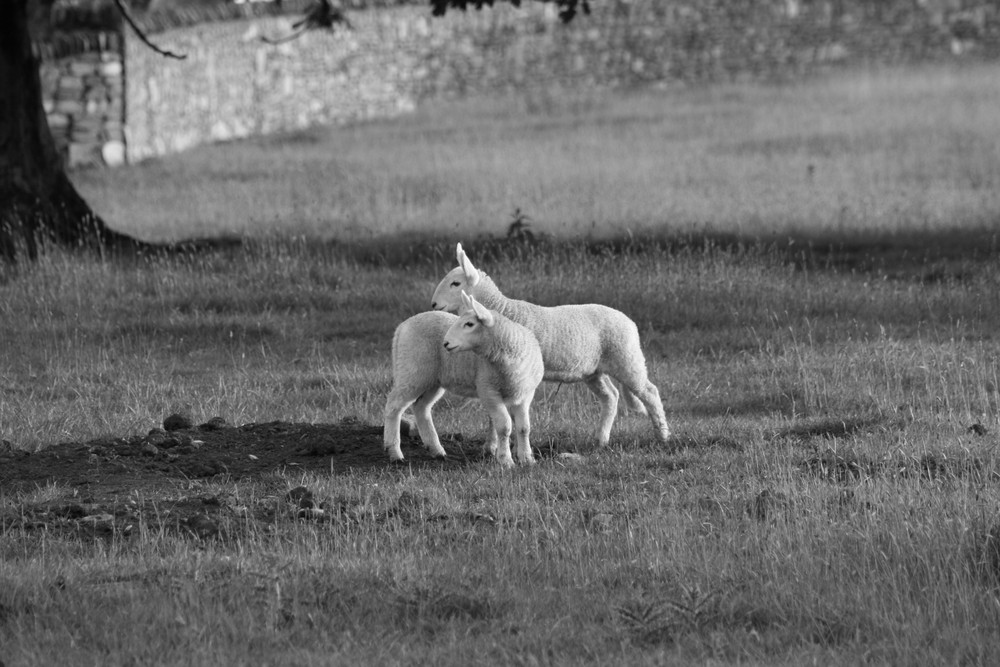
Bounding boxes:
[85,83,108,99]
[54,99,83,115]
[58,75,84,92]
[47,112,70,129]
[68,142,99,167]
[89,99,114,116]
[101,141,126,167]
[99,61,123,77]
[70,61,98,77]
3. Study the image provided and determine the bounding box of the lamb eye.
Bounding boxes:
[451,281,461,287]
[464,322,474,328]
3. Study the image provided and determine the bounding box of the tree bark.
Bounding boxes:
[0,0,142,261]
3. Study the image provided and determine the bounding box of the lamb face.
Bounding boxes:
[443,291,495,353]
[430,243,480,313]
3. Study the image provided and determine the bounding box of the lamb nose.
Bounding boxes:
[431,301,437,309]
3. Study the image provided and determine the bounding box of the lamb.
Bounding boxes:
[430,242,670,446]
[382,310,475,463]
[444,291,544,467]
[382,293,544,467]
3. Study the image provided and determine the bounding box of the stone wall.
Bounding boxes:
[38,0,1000,168]
[39,32,127,168]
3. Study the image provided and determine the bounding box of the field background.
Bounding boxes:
[73,62,1000,244]
[3,61,1000,665]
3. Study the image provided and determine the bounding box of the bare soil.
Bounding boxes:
[0,416,488,540]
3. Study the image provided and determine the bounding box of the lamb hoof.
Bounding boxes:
[516,451,537,465]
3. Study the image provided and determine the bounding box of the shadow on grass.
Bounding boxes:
[775,415,904,441]
[683,392,802,419]
[660,433,745,453]
[102,224,1000,279]
[334,225,1000,276]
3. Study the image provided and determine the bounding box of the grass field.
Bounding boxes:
[2,62,1000,665]
[72,61,1000,244]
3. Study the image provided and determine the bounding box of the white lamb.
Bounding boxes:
[430,243,670,446]
[382,310,473,462]
[445,291,544,466]
[382,292,544,467]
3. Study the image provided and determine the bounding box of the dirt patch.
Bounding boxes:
[0,417,495,540]
[0,417,489,496]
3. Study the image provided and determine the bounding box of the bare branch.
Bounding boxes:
[111,0,187,60]
[261,0,352,45]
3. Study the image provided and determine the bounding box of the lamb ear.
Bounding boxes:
[459,290,475,313]
[456,242,480,286]
[469,294,495,327]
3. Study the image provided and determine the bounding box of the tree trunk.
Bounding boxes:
[0,0,142,261]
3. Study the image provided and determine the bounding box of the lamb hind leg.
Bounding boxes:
[621,385,648,415]
[411,387,448,458]
[382,390,415,462]
[622,379,670,443]
[484,415,499,458]
[585,374,619,446]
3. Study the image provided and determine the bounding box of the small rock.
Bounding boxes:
[286,486,314,508]
[184,514,219,539]
[59,503,88,519]
[969,423,989,436]
[145,430,169,447]
[297,507,326,521]
[140,443,159,457]
[163,413,194,432]
[157,434,188,450]
[199,417,230,431]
